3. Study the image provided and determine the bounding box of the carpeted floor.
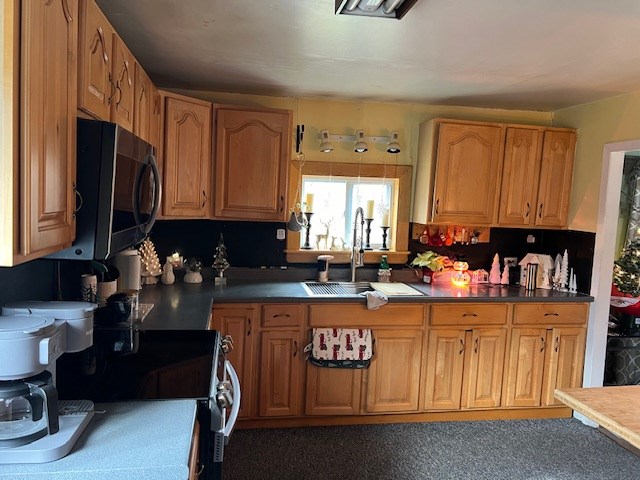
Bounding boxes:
[222,419,640,479]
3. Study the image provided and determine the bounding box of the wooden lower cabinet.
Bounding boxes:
[209,306,255,419]
[258,330,304,417]
[424,328,506,410]
[306,366,362,416]
[365,329,423,413]
[541,327,586,406]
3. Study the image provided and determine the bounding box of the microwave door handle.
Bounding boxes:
[147,151,161,233]
[223,360,240,441]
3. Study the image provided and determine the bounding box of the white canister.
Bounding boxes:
[111,249,142,291]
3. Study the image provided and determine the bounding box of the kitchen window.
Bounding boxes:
[286,161,412,265]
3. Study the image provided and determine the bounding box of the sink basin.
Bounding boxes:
[301,281,374,296]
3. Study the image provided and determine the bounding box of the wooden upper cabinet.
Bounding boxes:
[19,0,78,258]
[498,127,544,226]
[78,0,113,120]
[133,62,153,144]
[431,122,504,225]
[536,130,576,227]
[110,35,135,132]
[162,93,212,218]
[214,106,292,221]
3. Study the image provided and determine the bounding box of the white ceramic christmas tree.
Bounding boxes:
[560,249,569,291]
[139,238,162,284]
[500,264,510,285]
[489,254,501,284]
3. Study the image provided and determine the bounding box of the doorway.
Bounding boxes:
[585,140,640,390]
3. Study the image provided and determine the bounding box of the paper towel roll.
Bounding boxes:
[112,249,141,291]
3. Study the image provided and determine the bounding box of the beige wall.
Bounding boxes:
[170,87,552,175]
[554,92,640,233]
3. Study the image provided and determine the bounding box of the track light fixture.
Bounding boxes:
[317,130,402,153]
[354,130,368,153]
[335,0,420,20]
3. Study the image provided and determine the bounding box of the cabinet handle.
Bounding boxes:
[544,312,559,317]
[61,0,73,22]
[273,313,290,318]
[554,336,559,353]
[462,312,477,317]
[279,195,284,213]
[459,338,464,354]
[247,319,251,336]
[91,27,109,63]
[293,340,298,357]
[202,190,207,207]
[107,73,117,105]
[474,337,478,354]
[114,83,123,106]
[435,199,439,215]
[540,336,545,352]
[525,202,531,218]
[72,182,83,218]
[138,83,146,103]
[538,203,544,218]
[196,464,205,478]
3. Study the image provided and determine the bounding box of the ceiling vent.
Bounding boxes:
[335,0,419,20]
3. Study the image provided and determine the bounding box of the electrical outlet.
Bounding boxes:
[276,228,286,240]
[504,257,517,268]
[526,234,536,243]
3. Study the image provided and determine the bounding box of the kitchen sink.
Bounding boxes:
[301,281,374,296]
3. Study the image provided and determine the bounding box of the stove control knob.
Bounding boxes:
[216,381,233,409]
[221,335,234,354]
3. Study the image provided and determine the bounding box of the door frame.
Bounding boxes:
[585,140,640,391]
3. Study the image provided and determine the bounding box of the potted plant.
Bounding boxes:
[410,251,447,284]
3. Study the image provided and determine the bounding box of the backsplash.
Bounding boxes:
[0,221,596,305]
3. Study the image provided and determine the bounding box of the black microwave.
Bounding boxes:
[48,120,161,261]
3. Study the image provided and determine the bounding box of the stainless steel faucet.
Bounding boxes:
[350,207,365,282]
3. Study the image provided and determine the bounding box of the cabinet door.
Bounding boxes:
[306,366,362,416]
[163,96,212,217]
[110,35,135,132]
[432,123,504,225]
[210,306,255,419]
[258,330,303,417]
[535,130,576,227]
[148,86,162,152]
[465,328,506,409]
[497,127,543,226]
[542,327,586,406]
[365,329,423,413]
[504,328,547,407]
[424,329,465,410]
[20,0,77,256]
[133,62,153,143]
[214,107,292,221]
[78,0,113,120]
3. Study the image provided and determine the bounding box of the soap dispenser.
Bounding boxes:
[317,255,334,283]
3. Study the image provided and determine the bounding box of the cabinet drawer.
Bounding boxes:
[430,304,508,326]
[309,304,424,327]
[513,303,588,325]
[262,304,302,328]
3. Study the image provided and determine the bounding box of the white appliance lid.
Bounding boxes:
[0,314,55,340]
[2,301,97,319]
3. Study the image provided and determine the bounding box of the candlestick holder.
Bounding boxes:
[380,226,389,251]
[364,218,373,250]
[301,212,313,249]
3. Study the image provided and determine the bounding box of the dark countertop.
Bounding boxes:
[135,279,593,331]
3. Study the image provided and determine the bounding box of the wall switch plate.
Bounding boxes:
[504,257,517,268]
[276,228,286,240]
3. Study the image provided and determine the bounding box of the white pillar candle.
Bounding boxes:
[366,200,375,219]
[305,193,314,212]
[381,209,389,226]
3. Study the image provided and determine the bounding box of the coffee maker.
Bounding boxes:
[0,301,96,463]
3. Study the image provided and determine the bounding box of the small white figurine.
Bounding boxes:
[160,260,175,285]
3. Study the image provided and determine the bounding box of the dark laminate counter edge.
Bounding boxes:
[134,281,593,331]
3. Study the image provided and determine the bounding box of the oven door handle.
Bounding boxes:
[223,360,240,440]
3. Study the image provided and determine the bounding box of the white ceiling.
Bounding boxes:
[96,0,640,111]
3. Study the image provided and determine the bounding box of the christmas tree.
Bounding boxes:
[613,236,640,296]
[139,238,162,284]
[489,254,501,284]
[213,234,230,284]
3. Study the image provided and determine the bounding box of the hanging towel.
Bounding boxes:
[305,328,373,368]
[362,290,388,310]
